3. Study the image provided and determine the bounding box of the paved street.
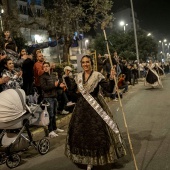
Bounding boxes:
[1,75,170,170]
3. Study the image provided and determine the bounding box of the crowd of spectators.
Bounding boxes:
[0,30,76,138]
[97,51,169,101]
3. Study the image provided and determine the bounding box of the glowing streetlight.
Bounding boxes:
[147,33,151,36]
[34,34,42,43]
[120,21,125,26]
[165,42,170,58]
[85,39,89,50]
[84,39,89,53]
[119,21,128,33]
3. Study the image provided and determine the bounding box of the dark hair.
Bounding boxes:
[32,48,41,60]
[43,61,50,66]
[3,58,12,67]
[0,50,6,56]
[3,30,11,33]
[3,30,11,38]
[19,48,27,58]
[80,55,93,66]
[20,48,27,52]
[5,42,16,51]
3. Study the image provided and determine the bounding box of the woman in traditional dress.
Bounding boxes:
[144,60,163,88]
[155,62,165,78]
[65,55,126,170]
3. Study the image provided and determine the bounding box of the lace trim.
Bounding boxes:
[75,71,105,93]
[65,142,125,165]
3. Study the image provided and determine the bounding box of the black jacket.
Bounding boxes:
[40,72,58,98]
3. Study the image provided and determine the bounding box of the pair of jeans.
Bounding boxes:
[45,98,58,133]
[119,85,128,92]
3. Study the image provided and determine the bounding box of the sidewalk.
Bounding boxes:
[30,113,72,139]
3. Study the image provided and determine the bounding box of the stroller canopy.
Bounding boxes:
[0,89,26,123]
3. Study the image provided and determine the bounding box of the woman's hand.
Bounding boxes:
[16,71,22,78]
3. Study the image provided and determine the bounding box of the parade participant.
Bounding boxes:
[65,55,126,170]
[144,60,163,88]
[155,62,165,77]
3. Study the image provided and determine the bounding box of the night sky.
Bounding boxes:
[112,0,170,40]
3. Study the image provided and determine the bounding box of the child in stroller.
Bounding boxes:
[0,89,50,169]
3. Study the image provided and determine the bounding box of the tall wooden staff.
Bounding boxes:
[101,20,138,170]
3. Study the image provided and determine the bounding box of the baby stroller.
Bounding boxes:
[0,89,50,168]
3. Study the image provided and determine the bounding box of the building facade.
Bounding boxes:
[1,0,48,45]
[17,0,48,45]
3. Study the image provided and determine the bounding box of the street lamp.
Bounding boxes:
[119,21,128,33]
[164,42,170,59]
[147,33,151,36]
[85,39,89,51]
[0,7,4,31]
[159,39,167,60]
[168,43,170,54]
[130,0,140,79]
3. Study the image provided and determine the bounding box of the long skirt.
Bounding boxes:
[145,69,162,87]
[146,69,158,84]
[65,94,126,166]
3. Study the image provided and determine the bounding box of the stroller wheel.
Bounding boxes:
[0,152,7,165]
[6,153,21,169]
[38,138,50,155]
